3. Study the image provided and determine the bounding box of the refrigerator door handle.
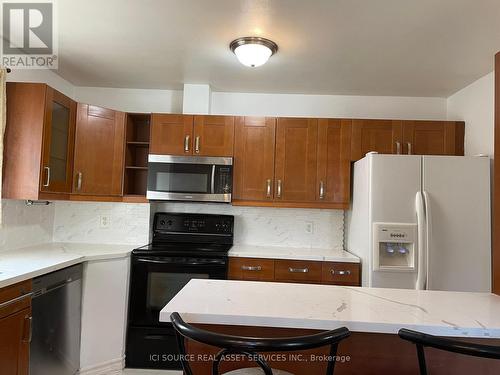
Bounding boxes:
[415,191,427,290]
[422,190,431,290]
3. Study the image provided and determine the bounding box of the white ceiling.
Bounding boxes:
[57,0,500,97]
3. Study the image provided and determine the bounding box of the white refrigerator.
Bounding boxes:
[346,153,491,292]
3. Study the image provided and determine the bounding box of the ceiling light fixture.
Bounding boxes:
[230,37,278,68]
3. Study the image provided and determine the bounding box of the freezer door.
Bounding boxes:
[369,154,421,288]
[423,156,491,292]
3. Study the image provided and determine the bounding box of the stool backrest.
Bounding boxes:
[171,312,351,375]
[399,328,500,375]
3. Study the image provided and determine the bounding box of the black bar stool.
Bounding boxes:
[171,312,351,375]
[398,328,500,375]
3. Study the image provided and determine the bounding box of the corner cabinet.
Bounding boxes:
[72,104,126,197]
[150,114,235,156]
[0,280,32,375]
[233,117,351,209]
[3,83,76,200]
[351,119,464,160]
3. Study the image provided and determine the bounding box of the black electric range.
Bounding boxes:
[126,212,234,370]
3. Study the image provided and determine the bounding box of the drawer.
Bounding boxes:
[228,258,275,281]
[321,262,360,286]
[0,280,32,319]
[274,260,322,283]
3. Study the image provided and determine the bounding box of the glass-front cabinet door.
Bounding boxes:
[40,87,76,193]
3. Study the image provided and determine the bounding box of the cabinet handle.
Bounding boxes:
[331,269,351,276]
[319,181,325,200]
[195,136,200,153]
[43,166,50,187]
[289,267,309,273]
[396,142,401,155]
[276,180,282,198]
[0,292,33,309]
[184,135,190,152]
[241,265,262,271]
[76,172,83,191]
[22,316,32,343]
[407,142,412,155]
[266,179,272,198]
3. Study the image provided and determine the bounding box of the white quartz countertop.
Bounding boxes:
[0,242,136,289]
[228,245,360,263]
[160,279,500,338]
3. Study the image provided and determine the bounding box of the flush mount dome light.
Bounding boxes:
[230,37,278,67]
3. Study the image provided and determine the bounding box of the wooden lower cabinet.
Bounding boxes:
[228,257,360,286]
[274,259,322,283]
[228,258,275,281]
[0,280,32,375]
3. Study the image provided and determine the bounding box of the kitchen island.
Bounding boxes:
[160,279,500,374]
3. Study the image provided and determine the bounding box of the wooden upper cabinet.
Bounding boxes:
[3,83,76,200]
[150,114,194,155]
[73,104,126,196]
[317,119,352,206]
[193,115,235,156]
[402,121,465,156]
[351,119,402,160]
[40,87,77,194]
[233,117,276,201]
[275,118,318,202]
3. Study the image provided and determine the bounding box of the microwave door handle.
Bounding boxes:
[211,165,216,193]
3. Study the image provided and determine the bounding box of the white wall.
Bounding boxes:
[212,92,447,119]
[6,69,75,98]
[447,72,494,157]
[74,86,183,113]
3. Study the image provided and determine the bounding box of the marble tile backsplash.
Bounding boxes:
[0,199,55,252]
[1,200,344,251]
[152,203,345,250]
[53,201,150,245]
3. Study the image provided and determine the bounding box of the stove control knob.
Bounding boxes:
[160,220,166,226]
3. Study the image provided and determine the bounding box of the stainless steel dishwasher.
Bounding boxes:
[30,264,83,375]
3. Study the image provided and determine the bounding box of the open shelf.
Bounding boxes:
[123,113,151,198]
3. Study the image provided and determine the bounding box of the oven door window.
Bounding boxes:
[128,257,227,326]
[147,272,208,311]
[148,163,212,193]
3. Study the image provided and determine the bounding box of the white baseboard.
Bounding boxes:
[78,357,125,375]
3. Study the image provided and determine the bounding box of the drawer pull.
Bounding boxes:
[241,265,262,271]
[331,269,351,276]
[288,267,309,273]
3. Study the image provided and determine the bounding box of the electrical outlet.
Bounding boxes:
[305,221,314,234]
[99,214,111,229]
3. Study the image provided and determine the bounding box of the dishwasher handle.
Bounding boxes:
[33,277,76,297]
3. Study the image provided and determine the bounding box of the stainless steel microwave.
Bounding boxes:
[146,155,233,202]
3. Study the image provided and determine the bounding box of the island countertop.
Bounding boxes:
[160,279,500,338]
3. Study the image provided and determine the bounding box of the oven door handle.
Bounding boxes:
[135,257,226,266]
